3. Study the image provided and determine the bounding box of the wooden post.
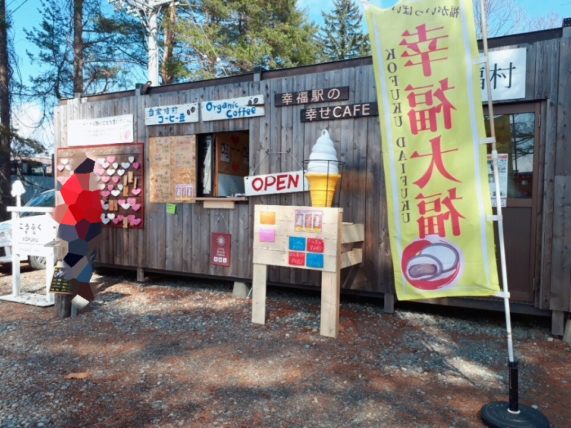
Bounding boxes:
[320,271,341,338]
[251,263,267,324]
[55,294,72,318]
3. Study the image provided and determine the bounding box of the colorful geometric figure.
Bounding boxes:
[74,158,95,174]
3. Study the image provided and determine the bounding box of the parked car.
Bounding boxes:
[0,189,55,269]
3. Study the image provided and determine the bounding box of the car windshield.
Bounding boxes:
[21,191,55,217]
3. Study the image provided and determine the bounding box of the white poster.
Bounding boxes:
[68,114,134,146]
[481,48,526,102]
[201,95,265,122]
[488,153,508,207]
[145,103,199,125]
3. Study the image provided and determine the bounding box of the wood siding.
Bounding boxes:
[56,27,571,313]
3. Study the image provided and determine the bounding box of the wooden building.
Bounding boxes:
[55,21,571,334]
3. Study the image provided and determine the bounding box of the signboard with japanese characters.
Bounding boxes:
[366,0,500,300]
[244,171,308,196]
[481,48,526,102]
[211,232,231,267]
[13,214,58,257]
[253,205,342,272]
[201,95,265,122]
[149,136,196,203]
[300,102,378,122]
[275,87,349,107]
[67,114,133,146]
[145,103,199,125]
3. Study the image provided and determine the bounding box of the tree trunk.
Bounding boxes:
[0,0,11,221]
[161,2,176,85]
[73,0,83,96]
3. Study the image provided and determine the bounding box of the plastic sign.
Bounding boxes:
[481,48,526,102]
[67,114,133,146]
[244,170,307,196]
[145,103,199,125]
[201,95,265,121]
[13,214,58,257]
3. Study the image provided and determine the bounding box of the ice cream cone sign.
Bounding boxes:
[305,129,341,207]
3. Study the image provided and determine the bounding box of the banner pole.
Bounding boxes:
[478,0,548,425]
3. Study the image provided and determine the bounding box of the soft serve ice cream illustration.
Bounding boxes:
[305,129,341,207]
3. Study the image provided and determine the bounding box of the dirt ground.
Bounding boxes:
[0,264,570,427]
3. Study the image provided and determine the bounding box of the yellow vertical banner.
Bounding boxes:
[365,0,500,300]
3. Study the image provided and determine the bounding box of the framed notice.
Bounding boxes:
[149,136,197,203]
[67,114,133,146]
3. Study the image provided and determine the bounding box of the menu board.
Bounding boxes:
[149,136,196,203]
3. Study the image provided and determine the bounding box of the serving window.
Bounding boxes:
[197,131,249,197]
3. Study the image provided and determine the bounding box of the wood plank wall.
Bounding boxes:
[56,28,571,313]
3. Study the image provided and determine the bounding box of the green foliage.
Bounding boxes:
[24,0,146,111]
[174,0,320,80]
[316,0,369,61]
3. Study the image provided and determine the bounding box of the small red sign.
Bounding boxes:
[307,238,324,253]
[211,232,231,267]
[288,251,306,266]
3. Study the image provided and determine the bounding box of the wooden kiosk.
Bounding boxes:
[251,205,364,338]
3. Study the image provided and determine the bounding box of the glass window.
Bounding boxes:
[485,112,535,199]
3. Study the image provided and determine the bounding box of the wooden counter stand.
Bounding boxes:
[251,205,364,338]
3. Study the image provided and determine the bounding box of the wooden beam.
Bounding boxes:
[320,270,340,338]
[251,263,267,325]
[341,223,364,244]
[340,248,363,269]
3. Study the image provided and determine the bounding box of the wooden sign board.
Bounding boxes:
[149,135,197,203]
[201,95,265,122]
[275,86,350,107]
[13,214,58,257]
[145,103,199,125]
[300,102,378,122]
[253,205,342,273]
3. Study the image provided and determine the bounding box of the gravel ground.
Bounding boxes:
[0,264,570,427]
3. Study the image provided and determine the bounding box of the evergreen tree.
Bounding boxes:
[317,0,369,61]
[174,0,319,80]
[24,0,146,112]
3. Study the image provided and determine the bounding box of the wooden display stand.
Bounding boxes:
[251,205,364,338]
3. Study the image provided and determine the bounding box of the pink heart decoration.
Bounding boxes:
[131,203,141,211]
[61,159,69,165]
[127,197,137,205]
[111,189,121,197]
[107,156,116,163]
[101,176,111,183]
[118,199,126,206]
[112,216,121,225]
[106,169,116,176]
[98,183,106,190]
[57,164,65,171]
[121,162,130,169]
[101,215,111,225]
[112,162,119,169]
[117,169,126,176]
[101,161,110,169]
[107,213,115,220]
[132,188,142,195]
[132,162,140,169]
[117,215,125,221]
[129,217,142,227]
[111,176,120,183]
[94,165,105,175]
[120,202,131,210]
[101,190,111,198]
[107,184,114,191]
[128,156,135,163]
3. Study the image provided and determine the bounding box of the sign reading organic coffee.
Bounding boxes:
[244,170,307,196]
[300,102,378,122]
[275,87,350,107]
[145,103,199,125]
[201,95,265,121]
[68,114,133,146]
[480,48,526,102]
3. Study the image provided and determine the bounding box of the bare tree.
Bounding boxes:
[73,0,84,96]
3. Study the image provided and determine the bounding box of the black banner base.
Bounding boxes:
[481,402,549,428]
